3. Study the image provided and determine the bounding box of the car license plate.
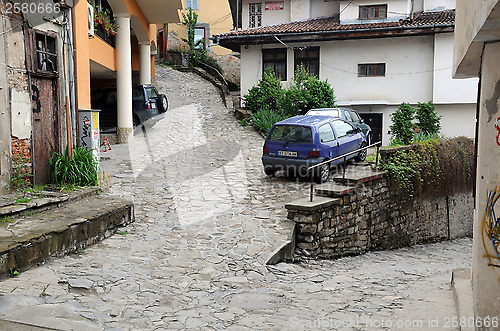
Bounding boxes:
[151,103,156,108]
[278,150,297,157]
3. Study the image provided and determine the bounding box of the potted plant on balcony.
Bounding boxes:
[93,5,118,36]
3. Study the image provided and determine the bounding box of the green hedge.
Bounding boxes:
[381,137,474,197]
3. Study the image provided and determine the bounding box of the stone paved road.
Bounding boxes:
[0,65,472,330]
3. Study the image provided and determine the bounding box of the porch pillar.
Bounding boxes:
[139,42,151,85]
[115,15,133,143]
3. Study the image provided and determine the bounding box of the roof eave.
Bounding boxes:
[218,24,454,51]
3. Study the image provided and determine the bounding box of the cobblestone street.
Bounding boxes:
[0,65,473,330]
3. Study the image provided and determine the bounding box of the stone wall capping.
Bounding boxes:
[285,196,340,213]
[315,183,356,198]
[332,169,387,185]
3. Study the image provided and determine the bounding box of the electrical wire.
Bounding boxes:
[320,61,452,76]
[0,19,23,36]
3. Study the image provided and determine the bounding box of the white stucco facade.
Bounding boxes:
[240,31,478,145]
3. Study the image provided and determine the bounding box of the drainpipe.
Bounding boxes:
[410,0,415,20]
[67,7,77,148]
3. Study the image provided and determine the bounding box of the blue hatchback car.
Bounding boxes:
[262,115,367,183]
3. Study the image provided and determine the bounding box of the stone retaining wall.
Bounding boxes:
[287,174,473,260]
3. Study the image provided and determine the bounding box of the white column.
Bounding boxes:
[115,15,133,143]
[139,42,151,85]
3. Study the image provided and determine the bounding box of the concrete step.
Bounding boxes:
[0,195,133,278]
[332,166,386,185]
[0,187,100,219]
[315,182,356,198]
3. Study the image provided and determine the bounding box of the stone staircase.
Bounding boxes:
[0,188,133,278]
[284,165,385,212]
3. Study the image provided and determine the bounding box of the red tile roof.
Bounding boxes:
[217,9,455,37]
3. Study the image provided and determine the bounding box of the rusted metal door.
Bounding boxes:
[31,77,59,184]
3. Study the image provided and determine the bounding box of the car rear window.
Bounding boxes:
[309,109,339,117]
[268,125,313,143]
[146,87,158,99]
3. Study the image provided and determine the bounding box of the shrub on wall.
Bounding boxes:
[416,101,441,135]
[382,137,474,197]
[389,103,415,145]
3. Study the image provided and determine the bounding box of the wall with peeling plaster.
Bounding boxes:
[0,4,70,189]
[10,90,32,140]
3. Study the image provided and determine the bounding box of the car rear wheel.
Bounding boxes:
[158,94,168,113]
[315,163,330,184]
[355,142,367,162]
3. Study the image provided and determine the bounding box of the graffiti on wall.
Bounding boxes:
[483,189,500,269]
[81,116,90,148]
[495,117,500,146]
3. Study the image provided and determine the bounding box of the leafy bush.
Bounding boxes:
[416,101,441,135]
[390,103,415,145]
[413,132,442,142]
[49,146,99,187]
[251,109,288,134]
[382,137,474,197]
[245,68,284,113]
[278,66,336,116]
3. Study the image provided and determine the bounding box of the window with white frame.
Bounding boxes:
[194,27,205,50]
[359,4,387,19]
[249,3,262,28]
[358,63,386,77]
[186,0,198,10]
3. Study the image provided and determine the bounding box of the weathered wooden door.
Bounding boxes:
[31,77,59,184]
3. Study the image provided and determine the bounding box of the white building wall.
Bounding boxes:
[424,0,456,12]
[436,103,475,138]
[240,45,265,99]
[340,0,409,23]
[321,36,435,104]
[290,0,310,21]
[242,0,291,30]
[433,33,478,104]
[310,0,339,19]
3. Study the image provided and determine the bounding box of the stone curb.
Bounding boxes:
[266,226,296,265]
[451,268,474,331]
[0,195,133,278]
